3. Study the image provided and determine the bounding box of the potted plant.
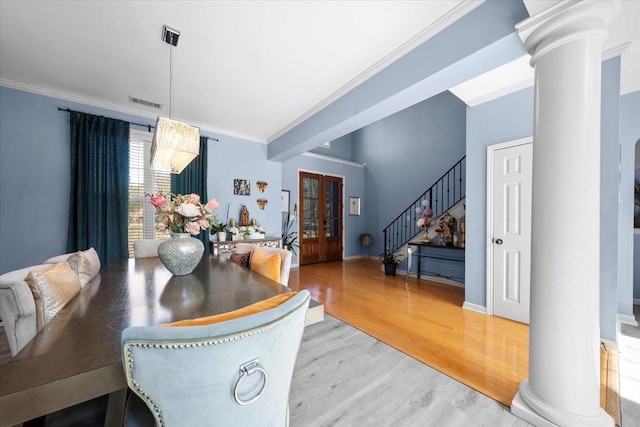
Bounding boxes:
[210,222,228,241]
[282,213,299,256]
[379,250,403,276]
[359,233,372,247]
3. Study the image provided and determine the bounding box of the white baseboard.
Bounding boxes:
[343,255,365,260]
[305,304,325,326]
[399,270,465,288]
[462,301,487,314]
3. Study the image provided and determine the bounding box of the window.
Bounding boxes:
[128,129,171,257]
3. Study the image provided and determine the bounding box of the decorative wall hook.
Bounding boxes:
[256,199,268,210]
[256,181,268,193]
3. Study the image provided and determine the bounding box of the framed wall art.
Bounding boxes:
[281,190,290,213]
[349,196,361,216]
[234,179,250,196]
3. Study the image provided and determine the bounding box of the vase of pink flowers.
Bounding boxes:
[149,192,220,275]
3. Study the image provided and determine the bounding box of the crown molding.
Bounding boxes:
[301,152,365,168]
[464,78,534,107]
[266,0,485,143]
[621,82,640,95]
[460,41,636,107]
[0,78,266,144]
[602,42,640,95]
[602,41,629,60]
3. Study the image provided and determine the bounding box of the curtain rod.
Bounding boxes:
[57,107,219,142]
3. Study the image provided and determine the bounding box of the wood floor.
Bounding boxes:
[288,258,619,423]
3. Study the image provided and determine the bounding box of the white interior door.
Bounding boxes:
[491,142,532,324]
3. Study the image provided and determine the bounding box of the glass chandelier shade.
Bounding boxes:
[151,117,200,174]
[150,25,200,174]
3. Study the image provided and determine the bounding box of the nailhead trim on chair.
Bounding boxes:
[123,301,307,427]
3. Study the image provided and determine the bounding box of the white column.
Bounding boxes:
[512,2,619,427]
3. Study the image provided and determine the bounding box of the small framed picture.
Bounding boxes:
[234,179,250,196]
[281,190,290,213]
[349,196,361,216]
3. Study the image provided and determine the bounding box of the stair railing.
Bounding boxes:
[383,156,466,256]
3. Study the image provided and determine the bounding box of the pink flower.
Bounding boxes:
[156,222,167,232]
[198,219,210,230]
[188,194,200,204]
[150,193,167,208]
[185,221,201,235]
[206,198,220,211]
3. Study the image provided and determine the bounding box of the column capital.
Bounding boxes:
[516,0,619,65]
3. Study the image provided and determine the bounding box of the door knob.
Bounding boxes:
[494,238,503,245]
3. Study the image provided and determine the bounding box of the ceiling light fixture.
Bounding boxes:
[151,25,200,174]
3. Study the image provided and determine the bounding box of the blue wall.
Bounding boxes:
[600,57,621,340]
[0,86,281,274]
[620,91,640,301]
[281,154,365,266]
[206,137,281,237]
[308,134,352,161]
[465,86,534,308]
[350,91,466,279]
[635,233,640,300]
[465,63,632,341]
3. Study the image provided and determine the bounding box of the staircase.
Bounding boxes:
[383,156,466,257]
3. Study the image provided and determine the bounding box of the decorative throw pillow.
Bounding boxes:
[25,262,82,331]
[43,252,73,264]
[250,247,281,284]
[163,292,296,327]
[229,252,250,269]
[66,247,101,289]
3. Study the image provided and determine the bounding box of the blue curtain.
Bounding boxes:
[171,136,210,253]
[66,112,130,265]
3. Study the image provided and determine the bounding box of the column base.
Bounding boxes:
[511,380,614,427]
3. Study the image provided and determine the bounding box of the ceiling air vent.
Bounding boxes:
[129,96,161,109]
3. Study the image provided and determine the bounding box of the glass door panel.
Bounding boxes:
[299,172,343,264]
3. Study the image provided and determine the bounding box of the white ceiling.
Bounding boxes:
[1,1,638,144]
[0,0,468,142]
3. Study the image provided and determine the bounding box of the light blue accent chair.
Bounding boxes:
[121,290,310,427]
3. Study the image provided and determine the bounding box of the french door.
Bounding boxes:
[299,172,343,265]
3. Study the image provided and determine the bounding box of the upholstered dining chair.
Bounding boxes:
[133,238,167,259]
[234,243,293,286]
[121,290,310,427]
[0,265,47,356]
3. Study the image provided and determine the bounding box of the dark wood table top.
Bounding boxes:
[0,256,293,426]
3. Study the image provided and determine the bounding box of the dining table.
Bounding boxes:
[0,256,321,427]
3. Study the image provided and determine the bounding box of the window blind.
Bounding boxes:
[128,129,171,257]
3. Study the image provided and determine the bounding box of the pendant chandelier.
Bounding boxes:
[151,25,200,174]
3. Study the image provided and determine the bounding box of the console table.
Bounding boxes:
[210,236,281,256]
[406,241,465,283]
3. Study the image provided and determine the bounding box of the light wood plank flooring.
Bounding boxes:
[288,257,620,423]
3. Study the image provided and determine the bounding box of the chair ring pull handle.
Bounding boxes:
[233,358,268,406]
